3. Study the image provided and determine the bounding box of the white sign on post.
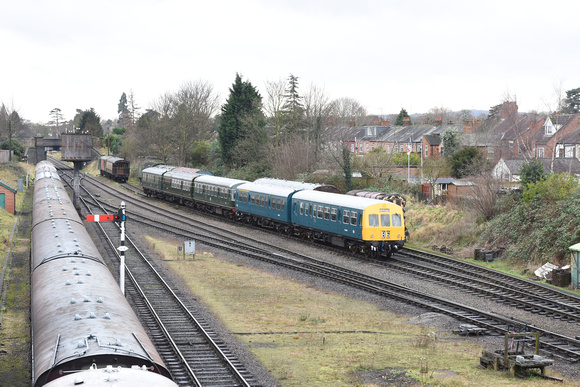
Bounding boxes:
[184,240,196,258]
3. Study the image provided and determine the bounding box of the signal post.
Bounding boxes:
[86,202,128,294]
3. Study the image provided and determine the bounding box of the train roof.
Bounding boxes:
[236,182,299,197]
[293,190,399,211]
[142,166,176,176]
[164,169,200,180]
[35,161,61,183]
[254,178,339,192]
[43,366,178,387]
[100,155,127,163]
[193,174,248,188]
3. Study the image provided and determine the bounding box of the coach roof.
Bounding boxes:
[293,190,391,211]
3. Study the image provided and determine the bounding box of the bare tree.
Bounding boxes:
[173,80,219,166]
[303,83,329,162]
[269,133,316,180]
[134,93,175,162]
[49,108,64,135]
[326,97,368,129]
[464,160,500,220]
[127,89,141,128]
[424,106,453,124]
[353,149,397,186]
[422,156,451,204]
[264,78,287,146]
[546,80,566,173]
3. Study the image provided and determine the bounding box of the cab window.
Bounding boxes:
[380,214,390,227]
[392,213,402,227]
[368,214,379,227]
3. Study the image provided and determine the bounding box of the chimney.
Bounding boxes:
[384,119,390,126]
[403,117,411,127]
[463,116,482,134]
[501,101,518,119]
[435,117,442,126]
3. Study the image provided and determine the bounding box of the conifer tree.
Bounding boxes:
[218,73,266,168]
[395,108,410,126]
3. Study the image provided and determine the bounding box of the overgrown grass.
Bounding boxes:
[147,235,566,386]
[0,161,33,386]
[406,202,482,258]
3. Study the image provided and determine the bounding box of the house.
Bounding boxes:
[0,180,17,214]
[492,157,580,184]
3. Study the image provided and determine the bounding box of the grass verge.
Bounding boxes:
[149,236,567,386]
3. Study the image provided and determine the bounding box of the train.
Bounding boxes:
[141,167,405,257]
[32,161,177,387]
[99,155,130,182]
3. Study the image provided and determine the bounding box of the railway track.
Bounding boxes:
[93,215,255,387]
[77,165,580,326]
[387,250,580,323]
[55,164,255,386]
[55,160,580,363]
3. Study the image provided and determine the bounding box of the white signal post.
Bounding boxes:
[117,202,127,295]
[85,202,128,294]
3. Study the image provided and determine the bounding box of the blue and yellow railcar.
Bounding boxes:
[291,190,405,257]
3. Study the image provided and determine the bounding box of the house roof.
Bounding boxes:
[499,157,580,175]
[424,134,442,146]
[0,180,17,193]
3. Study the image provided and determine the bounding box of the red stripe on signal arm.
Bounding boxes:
[86,214,115,222]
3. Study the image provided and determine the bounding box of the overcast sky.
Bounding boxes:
[2,0,579,124]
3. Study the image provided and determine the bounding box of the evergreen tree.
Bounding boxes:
[442,129,461,156]
[519,158,547,189]
[563,87,580,114]
[218,73,266,168]
[118,92,130,126]
[449,147,484,178]
[282,74,304,134]
[78,108,103,137]
[395,108,410,126]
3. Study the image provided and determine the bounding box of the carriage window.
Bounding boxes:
[343,210,350,224]
[299,202,303,215]
[282,200,285,211]
[331,208,337,222]
[351,211,358,225]
[324,207,330,220]
[277,199,281,210]
[368,214,379,227]
[392,214,402,227]
[317,205,323,218]
[251,194,255,205]
[380,214,390,227]
[305,203,309,216]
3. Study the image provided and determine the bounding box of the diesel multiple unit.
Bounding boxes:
[141,167,405,257]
